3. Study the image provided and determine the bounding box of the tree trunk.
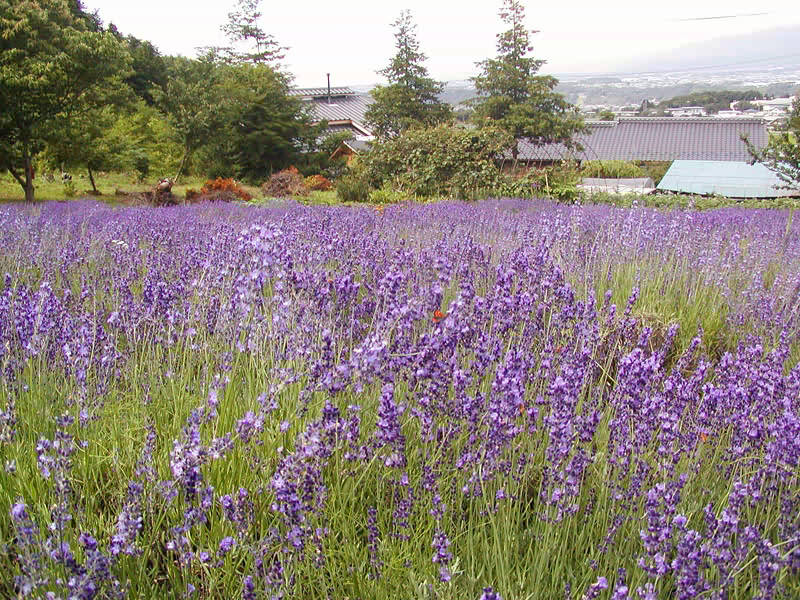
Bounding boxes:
[88,166,98,194]
[23,146,35,203]
[173,148,190,185]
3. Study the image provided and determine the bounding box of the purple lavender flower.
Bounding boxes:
[582,576,609,599]
[366,506,382,578]
[432,528,453,582]
[374,383,406,468]
[479,587,503,600]
[218,536,236,557]
[110,482,143,556]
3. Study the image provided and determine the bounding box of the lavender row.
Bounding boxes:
[0,198,798,599]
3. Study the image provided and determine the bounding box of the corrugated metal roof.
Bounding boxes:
[656,160,800,198]
[309,94,373,124]
[515,118,768,163]
[288,86,356,97]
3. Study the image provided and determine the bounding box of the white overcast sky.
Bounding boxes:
[84,0,800,87]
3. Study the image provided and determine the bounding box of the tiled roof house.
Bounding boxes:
[289,87,374,139]
[515,117,769,163]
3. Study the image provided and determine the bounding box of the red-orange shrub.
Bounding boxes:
[199,177,253,202]
[304,174,333,192]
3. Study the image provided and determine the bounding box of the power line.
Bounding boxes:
[671,12,770,22]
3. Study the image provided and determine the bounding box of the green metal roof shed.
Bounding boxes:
[657,160,800,198]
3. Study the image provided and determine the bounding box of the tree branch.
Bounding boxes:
[7,166,25,188]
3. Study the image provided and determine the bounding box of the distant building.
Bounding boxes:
[666,106,707,117]
[513,117,769,164]
[715,110,744,118]
[753,97,795,109]
[288,86,374,140]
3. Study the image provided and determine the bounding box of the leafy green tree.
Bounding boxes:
[364,10,452,139]
[0,0,130,201]
[470,0,584,160]
[745,97,800,190]
[44,105,130,193]
[121,34,168,105]
[109,100,183,177]
[154,57,225,183]
[196,64,320,182]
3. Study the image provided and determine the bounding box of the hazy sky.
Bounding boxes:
[84,0,800,87]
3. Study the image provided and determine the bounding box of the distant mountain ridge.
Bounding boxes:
[618,26,800,75]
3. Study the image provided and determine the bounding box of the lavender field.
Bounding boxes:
[0,198,799,600]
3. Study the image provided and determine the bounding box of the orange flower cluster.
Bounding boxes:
[200,177,253,202]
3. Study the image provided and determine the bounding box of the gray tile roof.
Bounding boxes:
[515,118,769,163]
[288,86,356,98]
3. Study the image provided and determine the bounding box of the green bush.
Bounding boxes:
[336,172,371,203]
[131,150,150,183]
[636,161,672,186]
[368,182,407,204]
[363,125,513,199]
[63,179,76,198]
[493,171,539,198]
[538,163,581,201]
[581,160,645,178]
[504,162,581,202]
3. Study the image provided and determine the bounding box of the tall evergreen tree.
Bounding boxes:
[364,10,452,139]
[470,0,584,159]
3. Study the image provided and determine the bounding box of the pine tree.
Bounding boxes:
[471,0,584,159]
[365,10,452,139]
